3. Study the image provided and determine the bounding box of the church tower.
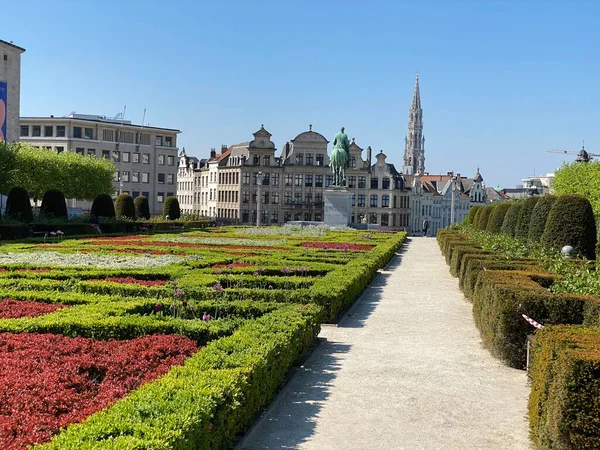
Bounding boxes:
[402,72,425,175]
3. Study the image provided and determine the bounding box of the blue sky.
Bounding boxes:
[4,0,599,188]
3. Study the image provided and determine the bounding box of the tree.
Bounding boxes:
[134,196,150,220]
[486,203,511,234]
[115,194,136,220]
[40,189,68,219]
[501,203,522,237]
[91,193,116,218]
[163,196,180,220]
[553,161,600,218]
[514,197,539,240]
[528,195,557,243]
[541,195,596,260]
[0,141,17,194]
[5,187,33,222]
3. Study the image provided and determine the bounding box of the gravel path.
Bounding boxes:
[238,237,531,450]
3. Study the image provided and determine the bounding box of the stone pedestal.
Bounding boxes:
[324,188,352,226]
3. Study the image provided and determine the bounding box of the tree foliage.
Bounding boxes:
[91,194,116,218]
[553,161,600,218]
[115,194,136,220]
[528,195,557,243]
[0,141,18,194]
[134,196,150,220]
[5,187,33,223]
[40,189,68,219]
[515,197,539,240]
[163,197,180,220]
[501,203,522,237]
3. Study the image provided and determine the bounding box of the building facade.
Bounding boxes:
[0,39,25,143]
[19,114,180,216]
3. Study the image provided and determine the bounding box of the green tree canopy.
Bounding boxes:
[553,161,600,218]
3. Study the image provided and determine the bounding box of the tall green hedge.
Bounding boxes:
[163,196,180,220]
[114,194,136,220]
[5,186,33,223]
[528,195,556,243]
[486,203,511,234]
[90,194,115,218]
[477,205,495,231]
[501,203,522,237]
[40,189,68,219]
[134,196,150,220]
[541,195,597,259]
[515,196,539,240]
[465,206,482,225]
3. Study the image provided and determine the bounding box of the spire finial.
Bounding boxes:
[416,70,419,81]
[309,124,312,131]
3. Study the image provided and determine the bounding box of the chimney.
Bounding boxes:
[367,146,372,171]
[210,148,216,158]
[221,144,228,154]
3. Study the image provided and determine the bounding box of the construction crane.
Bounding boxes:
[547,143,599,163]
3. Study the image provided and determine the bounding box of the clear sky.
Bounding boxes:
[4,0,599,188]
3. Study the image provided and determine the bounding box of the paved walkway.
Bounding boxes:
[238,237,531,450]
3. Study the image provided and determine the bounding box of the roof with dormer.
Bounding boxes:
[249,125,275,149]
[291,129,329,144]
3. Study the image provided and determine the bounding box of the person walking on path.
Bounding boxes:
[422,217,429,237]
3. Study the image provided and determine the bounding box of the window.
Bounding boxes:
[102,129,115,141]
[305,174,313,186]
[242,191,249,204]
[167,155,174,166]
[382,195,390,207]
[253,155,260,166]
[142,172,150,183]
[316,154,324,166]
[122,171,130,182]
[272,192,279,204]
[272,174,280,186]
[358,195,365,207]
[142,191,149,198]
[158,173,165,184]
[325,175,333,188]
[315,175,323,187]
[304,212,312,221]
[295,153,304,165]
[295,174,302,186]
[167,174,174,184]
[113,171,119,182]
[315,213,322,221]
[158,155,165,165]
[157,192,165,203]
[348,176,356,188]
[32,126,41,137]
[294,192,302,204]
[122,152,130,163]
[75,147,84,155]
[262,173,270,186]
[263,155,270,166]
[352,194,356,206]
[132,152,140,163]
[132,172,139,183]
[84,128,93,139]
[132,190,140,198]
[165,136,172,147]
[73,127,82,138]
[305,192,312,203]
[315,192,322,204]
[369,213,378,224]
[358,176,366,188]
[284,192,292,204]
[56,146,64,153]
[102,150,110,159]
[155,136,163,146]
[382,178,390,189]
[271,211,278,224]
[142,153,150,164]
[306,154,314,166]
[243,173,250,185]
[112,151,120,162]
[371,177,379,189]
[43,125,53,137]
[284,211,292,222]
[285,174,293,186]
[262,191,269,204]
[20,125,29,137]
[350,157,356,168]
[56,125,65,137]
[370,195,378,207]
[87,149,96,156]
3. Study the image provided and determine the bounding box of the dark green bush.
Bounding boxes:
[90,193,115,218]
[477,205,495,231]
[163,196,180,220]
[528,195,556,243]
[5,186,33,222]
[501,203,522,237]
[465,206,482,225]
[134,196,150,220]
[486,203,511,234]
[514,196,539,240]
[471,207,484,228]
[40,189,68,219]
[114,194,136,220]
[541,195,596,259]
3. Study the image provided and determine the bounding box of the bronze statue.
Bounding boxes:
[330,127,350,187]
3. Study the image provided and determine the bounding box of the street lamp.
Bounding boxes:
[256,171,263,227]
[118,176,124,195]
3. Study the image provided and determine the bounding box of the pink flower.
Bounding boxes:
[154,303,163,312]
[268,285,273,290]
[202,312,212,321]
[174,289,185,298]
[171,280,179,286]
[212,283,224,292]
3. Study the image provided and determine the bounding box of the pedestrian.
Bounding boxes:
[422,217,429,237]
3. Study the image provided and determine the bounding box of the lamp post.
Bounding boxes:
[119,176,123,196]
[256,171,263,227]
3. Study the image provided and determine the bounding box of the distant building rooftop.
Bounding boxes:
[21,113,181,133]
[0,39,26,53]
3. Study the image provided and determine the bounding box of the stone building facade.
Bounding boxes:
[0,39,25,143]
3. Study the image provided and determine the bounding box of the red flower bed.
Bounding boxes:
[301,242,374,251]
[0,299,68,319]
[16,268,52,273]
[34,246,173,256]
[0,333,197,449]
[86,277,168,287]
[83,235,152,243]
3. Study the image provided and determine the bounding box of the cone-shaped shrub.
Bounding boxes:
[477,205,495,231]
[487,203,511,234]
[134,196,150,220]
[5,187,33,223]
[528,195,557,243]
[541,195,596,259]
[90,193,115,218]
[501,203,522,237]
[40,189,68,219]
[515,196,540,240]
[465,206,482,225]
[114,194,136,220]
[163,196,180,220]
[472,207,484,228]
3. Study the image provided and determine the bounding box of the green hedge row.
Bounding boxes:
[34,304,321,450]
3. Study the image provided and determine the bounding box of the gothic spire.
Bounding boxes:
[411,71,421,110]
[403,71,425,176]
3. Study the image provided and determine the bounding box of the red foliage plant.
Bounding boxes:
[301,242,374,251]
[86,277,168,287]
[0,299,68,319]
[0,333,197,449]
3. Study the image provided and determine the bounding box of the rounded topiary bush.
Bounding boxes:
[501,203,522,237]
[40,189,68,219]
[477,205,495,231]
[5,187,33,222]
[472,207,484,228]
[163,196,180,220]
[114,194,136,220]
[528,195,557,243]
[541,195,597,259]
[134,196,150,220]
[465,206,482,225]
[90,193,115,218]
[515,196,540,240]
[487,203,512,234]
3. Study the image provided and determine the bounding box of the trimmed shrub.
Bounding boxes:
[501,203,521,237]
[528,195,556,243]
[134,196,150,220]
[541,195,596,259]
[90,194,115,219]
[486,203,511,234]
[477,205,495,231]
[114,194,136,220]
[514,196,539,240]
[163,196,180,220]
[40,189,68,219]
[472,207,484,228]
[5,186,33,223]
[465,206,482,225]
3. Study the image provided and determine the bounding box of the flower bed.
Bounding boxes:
[0,333,197,450]
[0,252,187,269]
[86,277,168,287]
[301,242,374,251]
[0,299,68,319]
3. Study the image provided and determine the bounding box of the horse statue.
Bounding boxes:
[330,127,350,187]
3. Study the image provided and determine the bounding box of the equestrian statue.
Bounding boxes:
[330,127,350,187]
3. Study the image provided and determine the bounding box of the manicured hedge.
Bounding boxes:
[528,195,556,243]
[515,196,539,240]
[472,207,484,229]
[115,194,136,220]
[40,189,68,219]
[465,206,482,225]
[501,202,521,237]
[134,195,150,220]
[90,193,115,218]
[6,186,33,222]
[486,203,511,234]
[164,196,181,220]
[477,205,495,231]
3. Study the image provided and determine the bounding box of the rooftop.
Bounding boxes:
[20,113,181,133]
[0,39,26,53]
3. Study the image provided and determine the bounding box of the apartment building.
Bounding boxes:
[19,113,180,216]
[0,39,25,143]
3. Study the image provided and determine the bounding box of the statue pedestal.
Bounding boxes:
[324,188,352,227]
